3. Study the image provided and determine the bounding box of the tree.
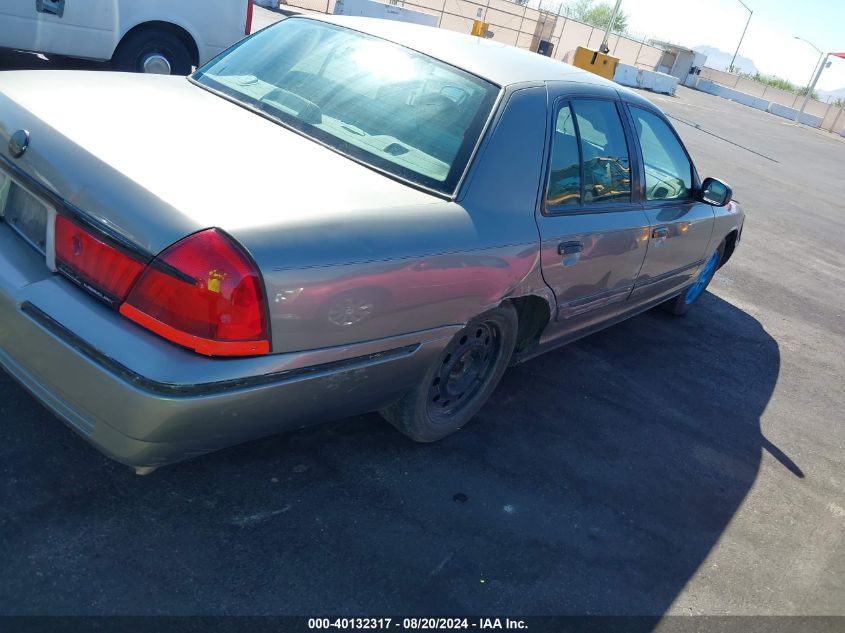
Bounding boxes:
[796,86,819,100]
[567,0,628,33]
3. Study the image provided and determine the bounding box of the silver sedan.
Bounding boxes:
[0,15,744,473]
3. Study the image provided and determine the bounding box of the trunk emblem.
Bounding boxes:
[9,130,30,158]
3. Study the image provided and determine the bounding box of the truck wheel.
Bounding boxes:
[113,28,193,75]
[380,304,517,442]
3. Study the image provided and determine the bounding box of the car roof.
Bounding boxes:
[293,14,628,91]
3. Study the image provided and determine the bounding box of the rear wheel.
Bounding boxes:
[380,304,517,442]
[661,241,724,316]
[112,28,192,75]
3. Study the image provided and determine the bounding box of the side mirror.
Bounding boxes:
[699,177,732,206]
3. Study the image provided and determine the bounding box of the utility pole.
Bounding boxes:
[728,0,753,73]
[599,0,622,54]
[794,36,825,121]
[797,53,830,123]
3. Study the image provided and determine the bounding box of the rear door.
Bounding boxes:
[536,87,650,338]
[624,104,715,303]
[0,1,115,60]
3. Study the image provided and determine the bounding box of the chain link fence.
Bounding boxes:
[278,0,664,69]
[274,0,845,136]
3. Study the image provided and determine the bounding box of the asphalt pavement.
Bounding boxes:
[0,51,843,619]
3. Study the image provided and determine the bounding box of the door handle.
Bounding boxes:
[36,0,65,17]
[558,241,583,256]
[558,241,582,267]
[652,227,669,239]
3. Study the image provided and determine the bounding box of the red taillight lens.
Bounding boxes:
[245,0,253,34]
[55,215,146,303]
[119,229,270,357]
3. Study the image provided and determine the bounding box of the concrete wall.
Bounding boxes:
[700,66,843,132]
[766,102,823,127]
[613,63,678,95]
[696,80,825,127]
[822,104,845,134]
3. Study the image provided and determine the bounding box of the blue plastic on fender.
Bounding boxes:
[684,250,720,305]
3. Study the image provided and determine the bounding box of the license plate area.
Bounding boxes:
[0,170,57,269]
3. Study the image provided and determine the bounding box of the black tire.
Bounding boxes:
[661,241,725,316]
[112,28,192,75]
[380,304,517,442]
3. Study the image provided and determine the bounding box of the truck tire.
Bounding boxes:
[112,28,192,75]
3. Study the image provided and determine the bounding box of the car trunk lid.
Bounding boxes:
[0,70,440,258]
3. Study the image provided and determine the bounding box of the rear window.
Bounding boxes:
[193,18,500,195]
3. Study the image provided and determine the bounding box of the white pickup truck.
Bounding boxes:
[0,0,253,74]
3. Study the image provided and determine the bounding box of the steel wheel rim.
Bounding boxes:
[427,321,502,422]
[685,250,720,305]
[141,53,171,74]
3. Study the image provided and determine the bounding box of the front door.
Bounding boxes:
[625,105,715,303]
[536,94,650,340]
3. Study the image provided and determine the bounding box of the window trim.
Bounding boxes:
[542,95,640,216]
[623,102,701,208]
[543,100,583,211]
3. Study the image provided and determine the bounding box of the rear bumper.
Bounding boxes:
[0,224,454,468]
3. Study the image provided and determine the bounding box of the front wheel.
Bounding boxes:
[661,241,724,316]
[112,29,193,75]
[379,304,517,442]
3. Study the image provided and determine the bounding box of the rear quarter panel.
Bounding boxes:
[236,85,551,353]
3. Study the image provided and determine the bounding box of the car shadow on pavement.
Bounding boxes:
[0,50,108,72]
[0,292,789,616]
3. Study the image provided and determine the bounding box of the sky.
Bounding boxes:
[570,0,845,92]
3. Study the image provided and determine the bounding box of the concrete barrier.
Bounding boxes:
[613,63,678,95]
[696,80,770,112]
[766,102,823,128]
[696,80,824,128]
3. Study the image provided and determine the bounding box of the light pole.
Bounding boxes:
[728,0,753,74]
[796,52,830,123]
[794,36,825,118]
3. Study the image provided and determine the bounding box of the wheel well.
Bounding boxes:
[720,229,739,268]
[116,21,199,67]
[506,295,551,355]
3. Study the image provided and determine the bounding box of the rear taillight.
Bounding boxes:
[245,0,254,35]
[55,215,146,303]
[119,229,270,357]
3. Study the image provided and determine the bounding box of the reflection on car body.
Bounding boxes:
[275,253,527,329]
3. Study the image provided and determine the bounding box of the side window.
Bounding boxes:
[545,104,581,207]
[571,99,632,204]
[630,107,693,201]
